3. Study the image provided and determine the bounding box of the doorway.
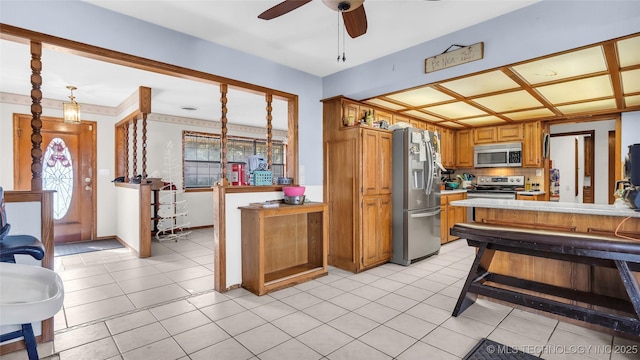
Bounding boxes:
[13,114,97,243]
[549,130,595,203]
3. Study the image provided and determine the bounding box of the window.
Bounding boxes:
[183,131,285,188]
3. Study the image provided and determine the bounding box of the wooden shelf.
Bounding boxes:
[239,202,328,295]
[265,264,323,284]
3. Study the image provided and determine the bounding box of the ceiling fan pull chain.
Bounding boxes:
[336,11,341,62]
[341,12,347,62]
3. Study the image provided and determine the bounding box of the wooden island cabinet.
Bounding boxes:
[239,202,328,295]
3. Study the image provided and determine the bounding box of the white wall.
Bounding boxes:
[549,136,585,203]
[550,120,615,204]
[622,111,640,163]
[115,187,141,253]
[0,100,118,237]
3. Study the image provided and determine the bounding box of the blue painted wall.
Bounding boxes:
[323,0,640,100]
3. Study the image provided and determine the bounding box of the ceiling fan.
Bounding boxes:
[258,0,368,38]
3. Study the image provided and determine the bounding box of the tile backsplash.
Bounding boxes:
[453,167,545,190]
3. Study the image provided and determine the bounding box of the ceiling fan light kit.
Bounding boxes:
[321,0,364,12]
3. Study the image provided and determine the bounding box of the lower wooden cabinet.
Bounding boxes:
[239,202,328,295]
[361,195,393,268]
[516,193,544,201]
[440,192,467,244]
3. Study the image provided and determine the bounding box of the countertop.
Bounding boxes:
[441,189,467,195]
[449,198,640,218]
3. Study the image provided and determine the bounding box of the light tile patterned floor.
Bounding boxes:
[3,228,639,360]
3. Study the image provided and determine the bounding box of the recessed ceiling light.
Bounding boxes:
[181,106,199,111]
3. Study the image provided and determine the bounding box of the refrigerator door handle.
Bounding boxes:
[409,208,441,218]
[424,140,434,195]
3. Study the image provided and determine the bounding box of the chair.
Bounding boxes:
[0,187,50,360]
[0,187,45,263]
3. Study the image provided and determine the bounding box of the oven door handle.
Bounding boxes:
[467,193,516,200]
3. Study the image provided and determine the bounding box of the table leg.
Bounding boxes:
[452,242,495,316]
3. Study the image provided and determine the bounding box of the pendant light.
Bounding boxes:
[63,85,81,124]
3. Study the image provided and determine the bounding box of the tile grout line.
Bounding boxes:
[54,287,222,335]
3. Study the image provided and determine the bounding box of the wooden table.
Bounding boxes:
[239,202,328,295]
[450,222,640,336]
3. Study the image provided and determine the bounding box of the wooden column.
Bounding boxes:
[132,118,138,178]
[219,84,229,185]
[266,94,273,169]
[142,114,148,179]
[123,124,129,180]
[29,41,43,191]
[139,86,151,180]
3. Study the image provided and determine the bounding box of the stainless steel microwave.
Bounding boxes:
[474,142,522,168]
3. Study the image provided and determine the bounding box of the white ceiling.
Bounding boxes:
[84,0,538,77]
[0,0,539,128]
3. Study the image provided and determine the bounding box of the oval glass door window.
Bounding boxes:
[42,137,74,219]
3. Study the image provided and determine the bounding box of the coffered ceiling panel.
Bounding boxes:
[439,70,519,96]
[457,116,506,126]
[556,99,617,114]
[617,36,640,67]
[472,90,544,113]
[621,69,640,94]
[363,98,406,111]
[401,110,443,122]
[363,33,639,129]
[536,75,613,104]
[438,122,466,128]
[425,101,488,119]
[626,95,640,107]
[386,87,454,106]
[510,46,607,85]
[502,108,555,121]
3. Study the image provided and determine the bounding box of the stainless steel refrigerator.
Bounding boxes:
[391,127,441,265]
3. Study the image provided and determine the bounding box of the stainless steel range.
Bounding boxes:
[466,175,524,221]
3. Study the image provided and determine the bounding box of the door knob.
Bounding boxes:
[85,177,91,183]
[85,186,91,191]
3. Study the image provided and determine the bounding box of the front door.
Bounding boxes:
[14,114,96,243]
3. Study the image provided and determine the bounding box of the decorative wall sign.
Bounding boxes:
[425,42,484,73]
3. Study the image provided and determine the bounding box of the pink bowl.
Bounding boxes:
[283,186,305,196]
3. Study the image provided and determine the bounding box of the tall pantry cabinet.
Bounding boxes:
[323,97,393,272]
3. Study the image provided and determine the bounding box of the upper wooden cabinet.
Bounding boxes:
[523,121,542,167]
[375,109,394,124]
[342,99,362,126]
[456,129,474,168]
[439,127,456,169]
[473,127,497,144]
[498,124,524,142]
[362,130,393,196]
[474,124,523,144]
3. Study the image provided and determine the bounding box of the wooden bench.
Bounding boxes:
[450,222,640,336]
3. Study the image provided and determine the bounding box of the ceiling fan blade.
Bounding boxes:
[342,4,367,38]
[258,0,312,20]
